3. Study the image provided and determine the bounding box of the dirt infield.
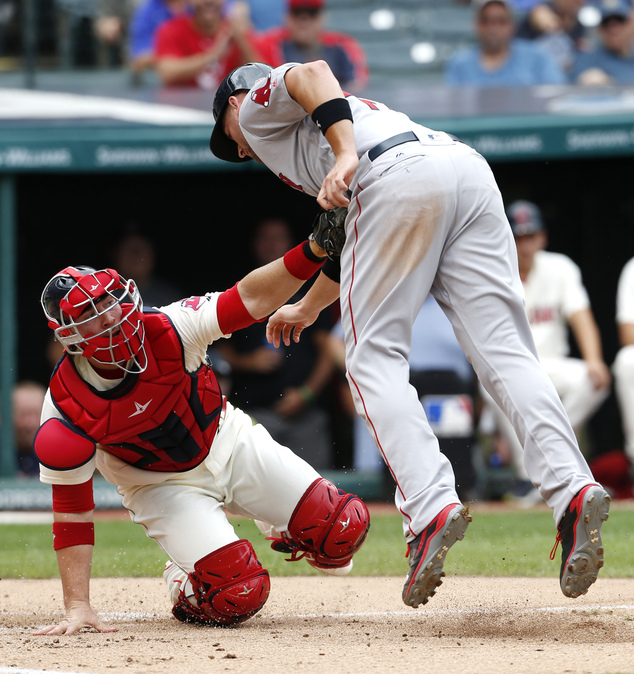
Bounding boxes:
[1,574,633,674]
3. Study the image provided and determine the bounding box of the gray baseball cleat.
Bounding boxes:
[402,503,472,608]
[552,484,611,598]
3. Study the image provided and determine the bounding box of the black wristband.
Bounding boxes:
[321,257,341,283]
[311,98,353,135]
[303,239,323,263]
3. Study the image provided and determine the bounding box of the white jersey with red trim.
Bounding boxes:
[239,63,454,196]
[523,250,590,360]
[39,292,229,488]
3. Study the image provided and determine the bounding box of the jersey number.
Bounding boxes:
[344,92,379,110]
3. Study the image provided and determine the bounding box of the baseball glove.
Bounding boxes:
[311,206,347,260]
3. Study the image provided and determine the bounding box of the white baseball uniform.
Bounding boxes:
[483,250,610,479]
[39,293,321,573]
[613,257,634,461]
[239,63,595,532]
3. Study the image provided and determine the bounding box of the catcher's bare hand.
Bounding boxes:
[34,605,117,636]
[266,303,320,347]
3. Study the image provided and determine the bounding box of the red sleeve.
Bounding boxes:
[52,479,95,513]
[217,283,264,335]
[155,17,186,58]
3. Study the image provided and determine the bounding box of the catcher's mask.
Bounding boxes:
[209,61,273,163]
[41,266,147,373]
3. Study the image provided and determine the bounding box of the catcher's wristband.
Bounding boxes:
[321,257,341,284]
[52,521,95,550]
[283,241,326,280]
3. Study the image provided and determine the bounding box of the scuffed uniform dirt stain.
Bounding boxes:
[360,163,444,315]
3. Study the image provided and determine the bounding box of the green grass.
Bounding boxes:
[1,507,632,580]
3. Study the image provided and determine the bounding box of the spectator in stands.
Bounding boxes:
[128,0,191,74]
[155,0,265,90]
[94,0,137,66]
[515,0,589,73]
[12,381,46,477]
[445,0,567,86]
[570,0,634,84]
[229,0,285,30]
[508,0,542,9]
[258,0,368,92]
[214,218,336,471]
[481,200,611,504]
[111,232,182,308]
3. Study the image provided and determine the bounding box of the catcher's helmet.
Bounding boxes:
[41,266,147,373]
[209,62,273,163]
[506,200,545,238]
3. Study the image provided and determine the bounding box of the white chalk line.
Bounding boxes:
[3,604,634,627]
[0,670,98,674]
[285,604,634,619]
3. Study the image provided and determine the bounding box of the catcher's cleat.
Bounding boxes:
[402,503,471,608]
[551,484,611,598]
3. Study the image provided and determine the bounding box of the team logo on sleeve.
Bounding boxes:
[181,296,208,311]
[251,75,272,107]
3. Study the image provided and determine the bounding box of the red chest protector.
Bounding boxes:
[49,311,223,472]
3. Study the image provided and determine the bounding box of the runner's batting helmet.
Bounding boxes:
[209,62,273,163]
[41,266,147,373]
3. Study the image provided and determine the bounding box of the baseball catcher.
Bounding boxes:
[33,233,369,635]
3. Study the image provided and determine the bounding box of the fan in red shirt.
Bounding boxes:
[257,0,368,92]
[155,0,266,90]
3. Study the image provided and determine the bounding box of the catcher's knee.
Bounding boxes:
[280,478,370,572]
[173,539,270,626]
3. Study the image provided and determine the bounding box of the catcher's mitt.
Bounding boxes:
[311,206,347,260]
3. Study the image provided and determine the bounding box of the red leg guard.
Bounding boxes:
[174,539,270,626]
[280,478,370,571]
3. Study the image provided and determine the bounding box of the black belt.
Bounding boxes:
[367,131,419,161]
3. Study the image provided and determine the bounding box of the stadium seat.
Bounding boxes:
[416,6,475,42]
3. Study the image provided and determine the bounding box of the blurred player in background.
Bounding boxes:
[215,217,336,471]
[481,200,611,505]
[612,256,634,471]
[11,381,46,477]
